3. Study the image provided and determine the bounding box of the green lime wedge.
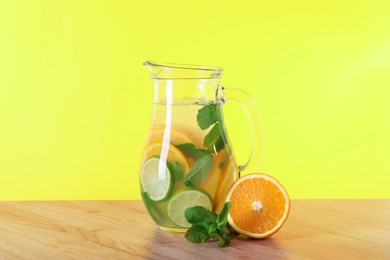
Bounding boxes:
[141,157,173,201]
[167,187,213,228]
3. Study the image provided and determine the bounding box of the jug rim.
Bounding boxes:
[143,61,223,79]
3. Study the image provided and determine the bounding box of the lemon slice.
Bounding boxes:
[141,157,173,201]
[167,187,213,228]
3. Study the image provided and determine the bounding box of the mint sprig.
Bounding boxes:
[184,202,237,247]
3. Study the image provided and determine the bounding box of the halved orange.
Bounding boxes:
[225,173,290,239]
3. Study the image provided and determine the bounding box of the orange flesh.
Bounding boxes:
[229,178,287,233]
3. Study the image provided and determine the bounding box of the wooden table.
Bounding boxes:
[0,200,389,259]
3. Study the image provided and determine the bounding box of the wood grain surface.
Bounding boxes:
[0,200,388,259]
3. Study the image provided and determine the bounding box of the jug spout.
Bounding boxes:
[143,61,223,80]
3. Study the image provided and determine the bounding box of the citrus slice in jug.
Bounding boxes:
[141,157,174,201]
[225,173,290,239]
[143,141,190,173]
[167,187,213,228]
[171,125,203,148]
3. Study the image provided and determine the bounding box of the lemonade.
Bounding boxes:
[139,101,238,231]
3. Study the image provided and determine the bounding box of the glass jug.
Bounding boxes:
[140,61,262,232]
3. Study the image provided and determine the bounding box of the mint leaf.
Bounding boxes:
[167,161,184,182]
[197,103,218,130]
[183,155,214,186]
[185,206,217,224]
[173,143,211,160]
[203,123,226,152]
[216,201,231,229]
[185,224,210,243]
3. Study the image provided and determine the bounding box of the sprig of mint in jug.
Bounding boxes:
[171,103,227,187]
[182,103,237,247]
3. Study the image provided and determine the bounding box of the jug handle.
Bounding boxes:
[223,87,263,178]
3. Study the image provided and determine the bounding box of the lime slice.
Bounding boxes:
[141,157,173,201]
[167,187,213,228]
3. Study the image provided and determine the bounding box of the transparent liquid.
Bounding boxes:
[139,102,238,231]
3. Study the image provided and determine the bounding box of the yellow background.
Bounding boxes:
[0,1,389,200]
